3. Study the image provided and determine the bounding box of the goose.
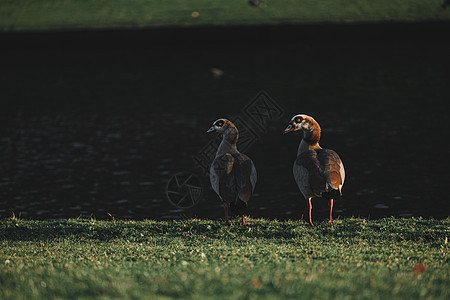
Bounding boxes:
[207,118,257,226]
[283,114,345,226]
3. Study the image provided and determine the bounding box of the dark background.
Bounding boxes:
[0,22,449,221]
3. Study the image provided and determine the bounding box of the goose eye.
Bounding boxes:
[215,120,224,127]
[295,117,302,123]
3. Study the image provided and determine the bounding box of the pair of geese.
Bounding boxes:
[207,114,345,226]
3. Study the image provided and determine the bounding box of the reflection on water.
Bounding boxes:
[0,111,447,220]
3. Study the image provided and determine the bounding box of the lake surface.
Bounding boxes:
[1,24,448,221]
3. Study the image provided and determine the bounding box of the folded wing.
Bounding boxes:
[210,153,257,204]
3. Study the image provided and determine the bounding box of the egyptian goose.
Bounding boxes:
[207,119,257,226]
[283,114,345,226]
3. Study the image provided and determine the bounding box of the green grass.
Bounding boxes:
[0,217,448,299]
[0,0,449,32]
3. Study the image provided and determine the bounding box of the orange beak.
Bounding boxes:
[283,124,294,134]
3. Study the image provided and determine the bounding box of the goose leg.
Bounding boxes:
[308,198,314,227]
[240,214,251,226]
[328,199,334,223]
[223,203,231,226]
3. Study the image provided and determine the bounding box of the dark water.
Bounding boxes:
[0,24,449,221]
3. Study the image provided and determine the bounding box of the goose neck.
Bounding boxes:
[216,126,239,157]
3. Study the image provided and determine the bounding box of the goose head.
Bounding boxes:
[283,114,315,134]
[207,118,232,134]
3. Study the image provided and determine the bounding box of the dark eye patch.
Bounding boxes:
[215,120,224,127]
[295,117,302,123]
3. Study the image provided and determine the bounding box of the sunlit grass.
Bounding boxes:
[1,217,448,299]
[0,0,449,31]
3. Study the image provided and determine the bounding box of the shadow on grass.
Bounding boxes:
[1,218,447,246]
[0,220,122,242]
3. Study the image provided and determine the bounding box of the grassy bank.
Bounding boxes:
[0,217,448,299]
[1,0,450,32]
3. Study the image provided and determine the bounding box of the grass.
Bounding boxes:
[0,0,449,32]
[0,217,449,299]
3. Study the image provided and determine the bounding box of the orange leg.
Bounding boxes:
[328,199,334,224]
[240,215,251,226]
[223,203,231,226]
[308,198,314,227]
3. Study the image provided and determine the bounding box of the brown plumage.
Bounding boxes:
[284,114,345,226]
[207,119,257,226]
[212,152,254,209]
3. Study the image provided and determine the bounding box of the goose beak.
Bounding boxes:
[206,126,215,133]
[283,124,294,134]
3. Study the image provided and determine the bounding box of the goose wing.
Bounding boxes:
[316,149,345,193]
[295,148,345,198]
[210,153,257,204]
[234,153,257,202]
